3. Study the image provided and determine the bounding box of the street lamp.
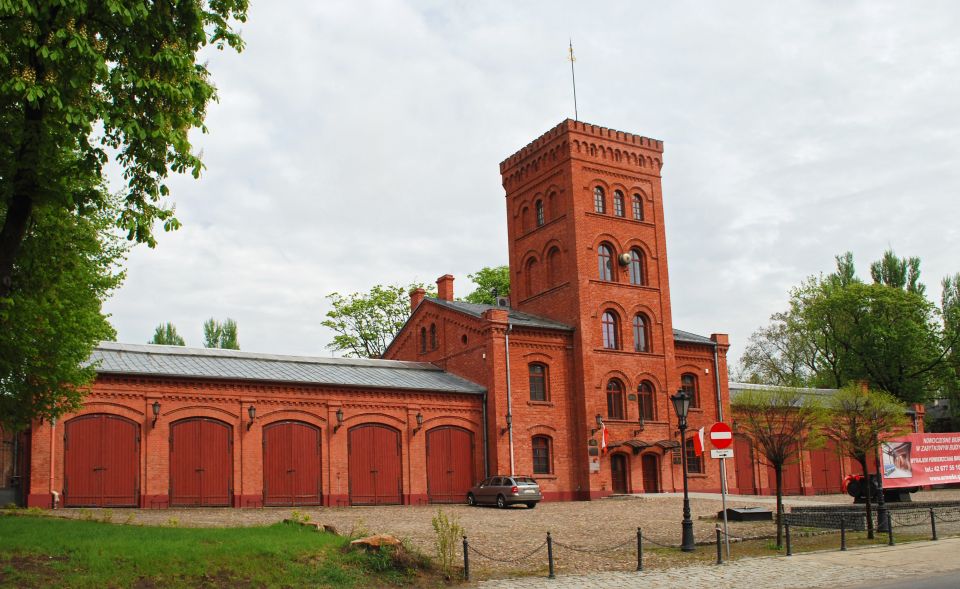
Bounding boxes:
[671,388,696,552]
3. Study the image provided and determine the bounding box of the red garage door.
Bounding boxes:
[426,427,474,503]
[170,418,232,507]
[348,424,402,505]
[734,435,757,495]
[810,441,844,494]
[64,415,139,507]
[263,421,322,506]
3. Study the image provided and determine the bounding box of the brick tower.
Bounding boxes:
[500,119,688,498]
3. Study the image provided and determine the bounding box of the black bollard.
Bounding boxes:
[887,518,894,546]
[547,531,555,579]
[785,523,792,556]
[462,535,470,581]
[637,527,643,572]
[716,527,723,565]
[840,516,847,551]
[930,508,938,541]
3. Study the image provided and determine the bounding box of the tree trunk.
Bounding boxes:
[0,102,42,298]
[775,463,784,549]
[859,457,874,539]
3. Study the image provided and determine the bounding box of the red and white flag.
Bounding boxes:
[600,423,609,455]
[693,427,705,456]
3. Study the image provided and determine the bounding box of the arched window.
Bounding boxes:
[521,206,530,232]
[548,191,557,218]
[607,379,625,420]
[686,437,704,473]
[430,323,438,350]
[532,436,552,474]
[535,199,545,227]
[681,373,699,408]
[420,327,427,353]
[529,363,547,402]
[613,190,625,217]
[597,244,614,281]
[525,258,538,297]
[601,311,619,350]
[628,248,646,286]
[594,186,606,213]
[638,381,655,422]
[633,314,650,353]
[632,194,643,221]
[546,247,562,287]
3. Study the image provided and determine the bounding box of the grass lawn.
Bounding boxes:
[0,513,435,588]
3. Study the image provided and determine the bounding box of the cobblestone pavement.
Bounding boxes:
[476,537,960,589]
[45,489,960,578]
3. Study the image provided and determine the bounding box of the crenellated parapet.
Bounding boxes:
[500,119,664,190]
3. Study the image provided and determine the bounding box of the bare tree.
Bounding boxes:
[732,388,824,548]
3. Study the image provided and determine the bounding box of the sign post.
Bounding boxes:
[710,422,734,560]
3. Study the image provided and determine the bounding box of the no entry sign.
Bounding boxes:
[710,422,733,449]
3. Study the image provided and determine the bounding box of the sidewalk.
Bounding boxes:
[476,537,960,589]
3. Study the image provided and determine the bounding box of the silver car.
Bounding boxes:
[466,475,542,509]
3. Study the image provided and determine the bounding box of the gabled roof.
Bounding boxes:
[673,329,716,345]
[90,342,486,395]
[427,298,575,331]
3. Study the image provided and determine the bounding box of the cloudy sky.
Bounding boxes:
[103,0,960,366]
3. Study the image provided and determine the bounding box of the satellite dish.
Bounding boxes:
[618,253,632,266]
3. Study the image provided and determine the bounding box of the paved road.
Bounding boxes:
[854,571,960,589]
[477,537,960,589]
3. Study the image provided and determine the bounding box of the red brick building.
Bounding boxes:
[18,119,734,509]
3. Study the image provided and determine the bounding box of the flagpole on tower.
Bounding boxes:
[568,39,579,121]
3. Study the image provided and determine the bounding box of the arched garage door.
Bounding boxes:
[263,421,322,506]
[426,426,474,503]
[170,418,232,507]
[348,424,401,505]
[64,414,139,507]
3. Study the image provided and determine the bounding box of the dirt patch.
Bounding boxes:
[0,554,69,588]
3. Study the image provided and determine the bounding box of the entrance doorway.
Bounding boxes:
[641,454,659,493]
[611,454,629,494]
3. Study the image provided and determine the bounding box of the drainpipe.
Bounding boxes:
[712,344,723,421]
[49,418,57,509]
[505,324,515,476]
[481,391,489,478]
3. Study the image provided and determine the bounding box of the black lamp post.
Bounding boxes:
[671,388,696,552]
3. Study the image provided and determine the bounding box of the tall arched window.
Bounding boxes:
[633,314,650,353]
[420,327,427,353]
[607,379,625,420]
[632,194,644,221]
[613,190,625,217]
[597,244,614,281]
[529,363,547,402]
[594,186,606,213]
[532,436,552,474]
[681,373,699,408]
[430,323,438,350]
[686,437,704,473]
[601,311,619,350]
[628,248,646,286]
[535,199,545,227]
[638,381,655,422]
[546,247,562,287]
[525,258,538,297]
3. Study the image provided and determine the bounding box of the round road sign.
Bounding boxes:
[710,422,733,449]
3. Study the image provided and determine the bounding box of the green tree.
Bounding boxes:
[822,386,909,538]
[0,1,249,297]
[150,323,186,346]
[322,283,433,358]
[933,274,960,430]
[463,266,510,305]
[203,318,239,350]
[0,193,126,430]
[732,388,824,548]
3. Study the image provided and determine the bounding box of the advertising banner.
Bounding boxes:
[880,433,960,488]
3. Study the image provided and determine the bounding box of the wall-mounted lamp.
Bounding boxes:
[152,401,161,429]
[333,408,345,433]
[412,412,424,435]
[591,414,603,435]
[634,415,645,437]
[247,405,256,430]
[500,414,512,436]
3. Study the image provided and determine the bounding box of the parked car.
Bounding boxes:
[467,476,542,508]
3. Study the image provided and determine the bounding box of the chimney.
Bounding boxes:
[437,274,454,301]
[409,287,426,311]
